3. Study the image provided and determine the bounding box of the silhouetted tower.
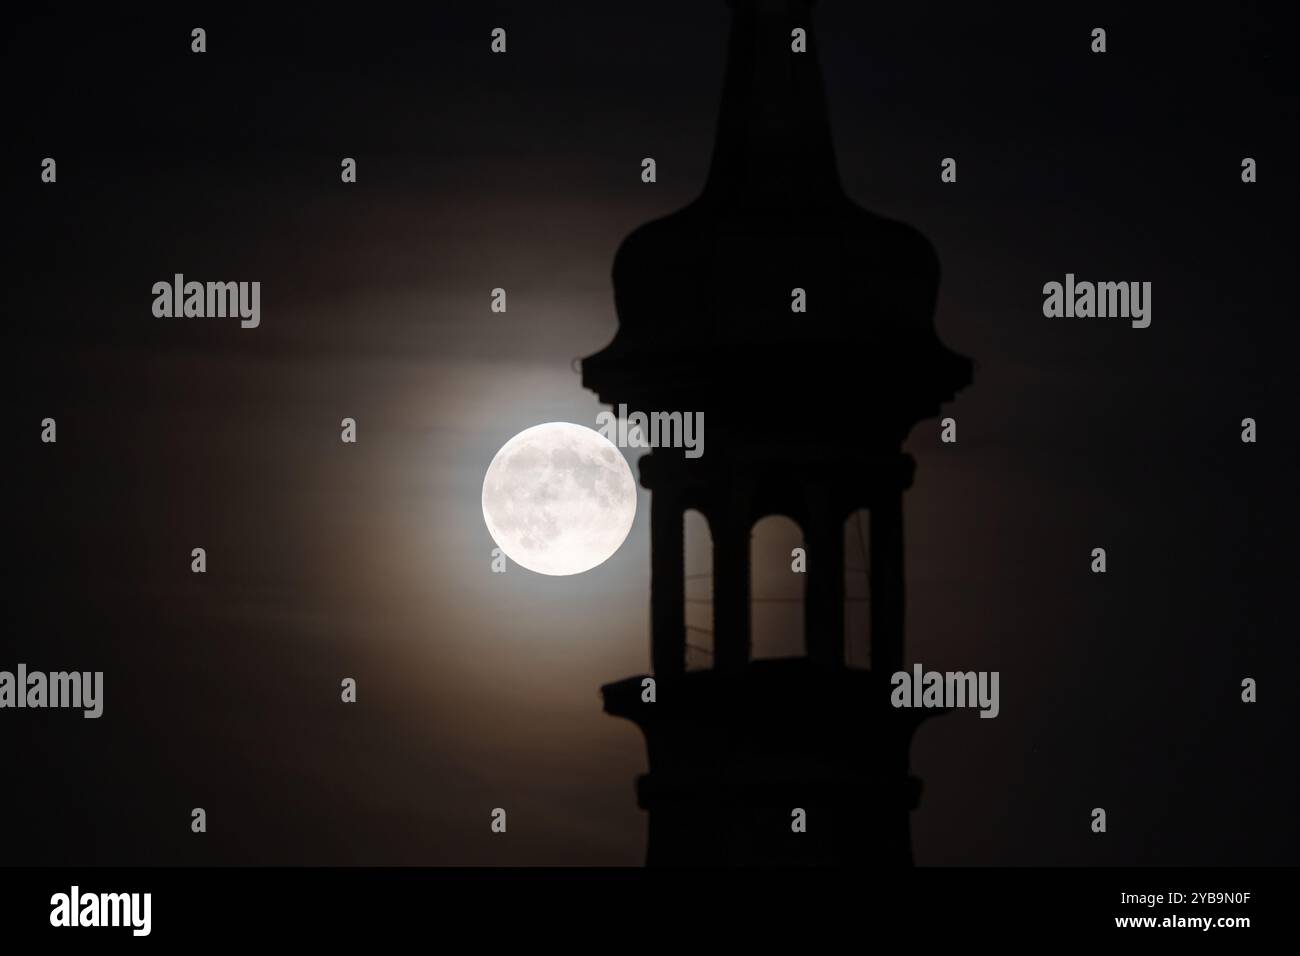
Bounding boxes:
[582,0,972,865]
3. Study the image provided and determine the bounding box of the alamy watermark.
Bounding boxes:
[152,274,260,328]
[50,886,151,936]
[595,404,704,459]
[0,664,103,718]
[1042,273,1151,328]
[890,664,999,718]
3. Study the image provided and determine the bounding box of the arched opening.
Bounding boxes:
[749,515,805,659]
[844,508,871,669]
[683,508,713,670]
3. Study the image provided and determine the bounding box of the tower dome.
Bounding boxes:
[582,0,971,441]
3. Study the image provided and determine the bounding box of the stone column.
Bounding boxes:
[711,492,752,673]
[650,490,685,679]
[869,490,905,677]
[804,493,844,666]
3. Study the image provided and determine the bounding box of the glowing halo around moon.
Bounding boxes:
[481,422,637,576]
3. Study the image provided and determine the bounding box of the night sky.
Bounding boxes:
[2,2,1297,865]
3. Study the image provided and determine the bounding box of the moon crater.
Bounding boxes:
[482,422,637,575]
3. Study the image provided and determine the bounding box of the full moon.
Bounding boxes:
[481,422,637,576]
